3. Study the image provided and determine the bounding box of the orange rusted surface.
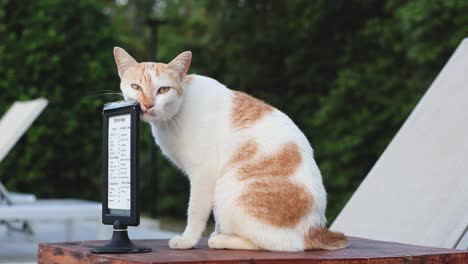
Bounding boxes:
[38,237,468,264]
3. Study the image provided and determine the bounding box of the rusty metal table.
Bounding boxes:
[38,237,468,264]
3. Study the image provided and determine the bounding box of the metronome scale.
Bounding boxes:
[91,101,151,254]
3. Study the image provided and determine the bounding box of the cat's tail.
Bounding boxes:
[304,226,348,250]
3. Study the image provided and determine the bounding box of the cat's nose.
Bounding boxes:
[143,102,154,110]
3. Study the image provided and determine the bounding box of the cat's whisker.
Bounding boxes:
[95,89,122,93]
[156,109,170,129]
[170,115,183,133]
[171,118,181,133]
[159,109,178,131]
[101,92,123,95]
[167,116,180,133]
[169,113,182,128]
[163,113,170,130]
[82,93,123,101]
[92,91,123,96]
[87,91,123,97]
[158,108,182,133]
[155,107,182,131]
[153,109,163,124]
[97,93,124,97]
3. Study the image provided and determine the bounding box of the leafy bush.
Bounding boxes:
[2,0,468,222]
[0,0,118,199]
[153,0,468,220]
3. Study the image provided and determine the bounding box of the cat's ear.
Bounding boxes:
[167,51,192,81]
[113,47,138,78]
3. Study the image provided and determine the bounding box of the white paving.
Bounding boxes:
[0,218,177,263]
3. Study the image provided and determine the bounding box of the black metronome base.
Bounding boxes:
[90,223,151,254]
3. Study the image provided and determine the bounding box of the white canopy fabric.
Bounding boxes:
[331,38,468,249]
[0,98,48,163]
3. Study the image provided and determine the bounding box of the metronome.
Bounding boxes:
[91,101,151,254]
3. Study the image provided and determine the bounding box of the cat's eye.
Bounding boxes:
[131,84,141,91]
[158,86,171,94]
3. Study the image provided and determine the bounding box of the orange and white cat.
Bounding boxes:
[113,47,348,251]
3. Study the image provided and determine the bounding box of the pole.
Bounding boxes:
[146,17,176,218]
[147,18,159,218]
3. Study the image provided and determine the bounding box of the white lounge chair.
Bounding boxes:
[0,98,104,240]
[331,39,468,250]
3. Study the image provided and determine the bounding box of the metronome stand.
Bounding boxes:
[91,220,151,254]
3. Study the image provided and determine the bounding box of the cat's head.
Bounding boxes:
[113,47,191,123]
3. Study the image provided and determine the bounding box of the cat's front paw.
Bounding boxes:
[169,235,197,249]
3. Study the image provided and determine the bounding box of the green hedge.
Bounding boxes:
[152,0,468,220]
[0,0,118,199]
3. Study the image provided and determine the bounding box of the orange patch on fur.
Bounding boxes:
[149,62,167,76]
[238,180,313,227]
[304,227,348,250]
[234,141,310,227]
[231,91,273,129]
[237,142,302,181]
[229,139,259,165]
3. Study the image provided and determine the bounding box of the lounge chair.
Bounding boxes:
[331,39,468,250]
[0,98,104,240]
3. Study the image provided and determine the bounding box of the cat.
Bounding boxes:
[113,47,348,251]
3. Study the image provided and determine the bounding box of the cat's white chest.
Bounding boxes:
[150,124,186,171]
[150,118,226,179]
[147,77,235,179]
